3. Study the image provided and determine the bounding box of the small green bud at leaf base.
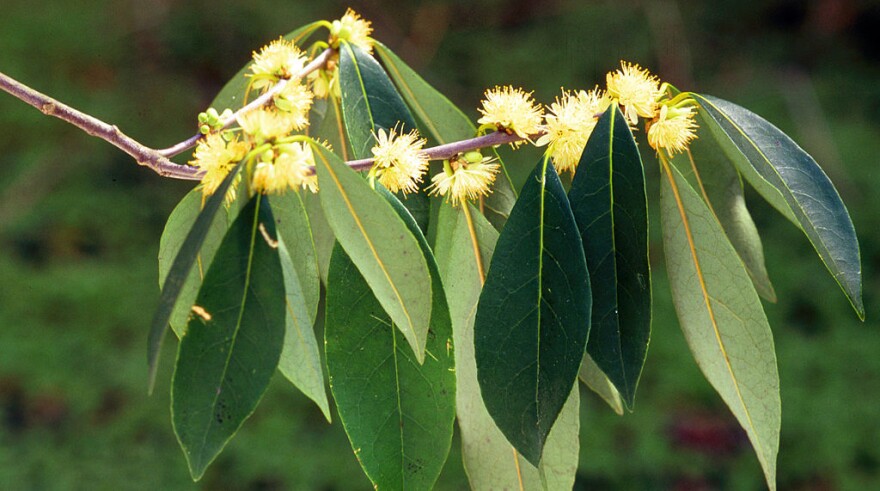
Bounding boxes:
[330,20,343,37]
[220,109,233,120]
[207,107,219,120]
[198,112,208,124]
[464,151,484,164]
[261,149,275,162]
[199,124,211,135]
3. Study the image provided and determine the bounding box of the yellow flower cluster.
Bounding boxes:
[477,86,543,144]
[330,8,374,53]
[369,127,429,195]
[192,9,377,198]
[536,88,612,175]
[428,153,500,206]
[473,60,699,179]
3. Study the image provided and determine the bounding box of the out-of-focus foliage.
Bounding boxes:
[1,0,879,489]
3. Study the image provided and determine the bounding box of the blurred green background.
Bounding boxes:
[1,0,879,489]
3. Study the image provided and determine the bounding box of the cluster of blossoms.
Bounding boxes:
[189,8,695,210]
[188,10,376,200]
[477,61,699,176]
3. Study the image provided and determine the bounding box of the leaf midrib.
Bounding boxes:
[661,160,766,468]
[312,147,418,348]
[605,108,630,399]
[195,195,262,469]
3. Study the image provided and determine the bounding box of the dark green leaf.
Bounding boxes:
[157,189,230,338]
[325,189,455,489]
[434,202,580,488]
[172,195,286,480]
[311,143,433,363]
[669,117,776,301]
[374,41,517,229]
[693,94,862,318]
[148,164,241,393]
[569,104,650,409]
[661,161,780,490]
[337,41,429,232]
[269,193,329,421]
[474,157,591,465]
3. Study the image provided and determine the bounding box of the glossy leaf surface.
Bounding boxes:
[374,42,517,229]
[172,195,286,480]
[434,202,579,489]
[158,189,231,337]
[312,144,432,363]
[325,190,454,489]
[474,157,591,465]
[149,164,241,392]
[694,94,862,318]
[337,42,428,231]
[568,104,650,409]
[661,161,780,490]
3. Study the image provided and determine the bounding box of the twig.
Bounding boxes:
[344,130,528,171]
[0,71,201,181]
[157,48,336,158]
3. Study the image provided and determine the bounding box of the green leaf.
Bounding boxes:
[148,164,241,393]
[157,190,230,338]
[171,195,286,480]
[669,120,777,302]
[337,41,429,232]
[434,202,580,489]
[474,157,591,465]
[578,354,624,416]
[325,189,455,489]
[568,104,651,409]
[268,193,329,421]
[209,22,324,111]
[660,161,780,490]
[302,190,334,285]
[693,93,863,318]
[311,143,432,363]
[374,41,517,229]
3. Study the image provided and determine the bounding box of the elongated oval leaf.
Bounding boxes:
[149,164,241,392]
[661,161,780,490]
[171,195,286,480]
[434,202,580,489]
[269,192,320,326]
[693,93,862,318]
[276,238,330,422]
[374,41,517,229]
[268,193,329,421]
[311,144,432,363]
[337,41,429,231]
[669,122,776,302]
[325,189,455,489]
[569,104,650,409]
[158,189,230,338]
[474,157,591,465]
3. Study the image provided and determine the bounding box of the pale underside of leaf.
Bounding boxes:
[661,161,780,490]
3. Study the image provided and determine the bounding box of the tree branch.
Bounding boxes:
[157,48,336,158]
[0,71,202,180]
[344,130,529,171]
